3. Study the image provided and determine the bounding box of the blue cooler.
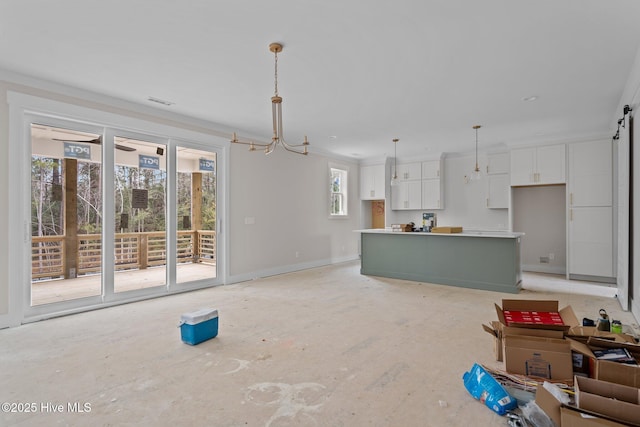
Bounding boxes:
[180,308,218,345]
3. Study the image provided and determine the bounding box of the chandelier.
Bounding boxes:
[231,43,309,155]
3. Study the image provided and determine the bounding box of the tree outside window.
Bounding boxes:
[330,167,348,216]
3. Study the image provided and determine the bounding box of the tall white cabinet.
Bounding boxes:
[568,140,614,279]
[360,164,386,200]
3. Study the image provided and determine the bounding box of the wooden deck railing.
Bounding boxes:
[31,230,216,280]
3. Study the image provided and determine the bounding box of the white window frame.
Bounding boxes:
[329,164,349,218]
[7,91,229,326]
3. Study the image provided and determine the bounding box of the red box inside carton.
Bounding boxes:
[495,299,579,332]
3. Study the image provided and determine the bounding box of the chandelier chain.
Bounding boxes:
[274,49,279,97]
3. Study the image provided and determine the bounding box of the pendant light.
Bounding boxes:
[390,138,399,186]
[470,125,482,181]
[231,42,310,155]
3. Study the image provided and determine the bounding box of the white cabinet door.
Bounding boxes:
[569,140,612,207]
[391,181,421,210]
[510,148,536,186]
[487,152,509,175]
[421,160,440,179]
[395,162,421,181]
[422,179,441,209]
[537,144,566,185]
[487,174,509,209]
[569,206,613,277]
[360,164,385,200]
[510,145,565,186]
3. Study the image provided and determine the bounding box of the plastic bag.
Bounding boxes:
[462,363,518,416]
[520,401,555,427]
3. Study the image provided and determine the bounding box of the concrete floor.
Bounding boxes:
[0,261,636,427]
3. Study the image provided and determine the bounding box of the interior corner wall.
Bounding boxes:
[512,185,567,274]
[0,83,9,316]
[228,145,360,282]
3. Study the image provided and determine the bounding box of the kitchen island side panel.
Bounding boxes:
[360,233,522,293]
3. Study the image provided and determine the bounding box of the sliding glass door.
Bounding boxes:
[23,111,223,319]
[176,146,217,284]
[30,123,104,306]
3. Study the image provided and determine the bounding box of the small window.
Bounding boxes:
[330,166,348,217]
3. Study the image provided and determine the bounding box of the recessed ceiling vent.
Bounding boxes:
[147,96,174,106]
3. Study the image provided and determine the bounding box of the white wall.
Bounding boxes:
[387,153,509,231]
[0,83,8,318]
[512,186,567,274]
[228,145,360,282]
[0,75,361,327]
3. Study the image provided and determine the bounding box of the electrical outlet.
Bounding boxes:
[549,253,555,261]
[295,251,300,258]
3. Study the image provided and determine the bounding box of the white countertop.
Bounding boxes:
[354,229,524,239]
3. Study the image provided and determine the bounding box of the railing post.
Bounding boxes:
[192,172,203,263]
[139,233,148,269]
[63,159,78,279]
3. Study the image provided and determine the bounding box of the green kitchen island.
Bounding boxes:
[358,229,524,293]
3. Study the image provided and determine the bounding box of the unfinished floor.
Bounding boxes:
[0,261,635,427]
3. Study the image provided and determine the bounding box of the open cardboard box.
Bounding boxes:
[495,299,580,332]
[504,335,574,383]
[536,382,635,427]
[575,376,640,426]
[567,326,637,344]
[582,337,640,387]
[483,321,564,362]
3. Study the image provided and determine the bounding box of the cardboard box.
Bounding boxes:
[537,382,632,427]
[495,299,579,332]
[575,376,640,426]
[561,406,629,427]
[567,326,637,344]
[180,308,219,345]
[483,321,564,362]
[588,337,640,387]
[431,226,462,233]
[504,335,573,382]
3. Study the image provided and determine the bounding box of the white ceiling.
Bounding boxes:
[2,0,640,160]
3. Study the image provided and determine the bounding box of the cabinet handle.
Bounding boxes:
[570,193,573,205]
[437,169,440,177]
[570,209,573,221]
[370,190,375,197]
[487,198,489,207]
[486,165,489,173]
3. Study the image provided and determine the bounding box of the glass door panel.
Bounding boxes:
[113,136,167,293]
[30,124,103,305]
[176,146,217,284]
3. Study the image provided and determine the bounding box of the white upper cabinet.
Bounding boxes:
[422,179,441,209]
[486,152,509,175]
[421,160,441,179]
[391,180,422,210]
[360,164,386,200]
[486,153,509,209]
[568,140,612,207]
[487,174,510,209]
[394,162,421,181]
[421,159,443,209]
[510,144,566,186]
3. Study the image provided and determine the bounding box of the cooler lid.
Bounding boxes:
[180,308,218,325]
